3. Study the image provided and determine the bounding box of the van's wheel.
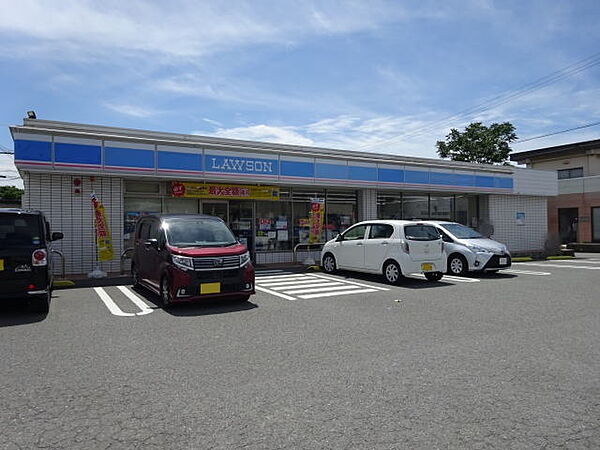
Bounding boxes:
[28,292,50,314]
[322,253,337,274]
[424,271,444,282]
[447,254,468,276]
[383,260,402,285]
[160,276,172,307]
[131,263,141,288]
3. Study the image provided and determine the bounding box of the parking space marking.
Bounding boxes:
[256,269,293,275]
[409,274,480,283]
[254,273,389,300]
[310,274,390,291]
[94,287,136,317]
[298,288,378,299]
[259,278,331,288]
[514,262,600,270]
[255,274,306,281]
[254,285,296,301]
[504,269,551,276]
[544,260,600,265]
[93,286,155,317]
[117,286,154,315]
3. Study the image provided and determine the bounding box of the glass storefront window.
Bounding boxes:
[164,198,198,214]
[255,201,292,251]
[123,197,162,247]
[125,181,160,194]
[230,200,254,250]
[378,193,402,219]
[325,190,357,241]
[326,203,356,240]
[429,195,453,221]
[402,194,429,220]
[455,195,478,226]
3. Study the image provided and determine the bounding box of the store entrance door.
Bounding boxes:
[202,201,228,222]
[229,201,255,259]
[558,208,578,244]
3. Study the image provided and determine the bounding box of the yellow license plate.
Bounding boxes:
[421,263,433,271]
[200,282,221,294]
[0,259,4,271]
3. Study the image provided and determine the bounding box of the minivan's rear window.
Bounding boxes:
[164,219,237,248]
[404,225,440,241]
[0,214,43,247]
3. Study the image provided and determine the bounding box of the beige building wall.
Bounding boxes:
[527,153,600,177]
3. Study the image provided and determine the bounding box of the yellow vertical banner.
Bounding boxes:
[308,198,325,243]
[91,193,114,262]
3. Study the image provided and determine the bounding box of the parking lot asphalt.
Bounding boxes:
[1,255,599,449]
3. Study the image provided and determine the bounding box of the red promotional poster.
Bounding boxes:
[308,198,325,243]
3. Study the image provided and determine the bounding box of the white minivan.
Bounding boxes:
[320,220,446,284]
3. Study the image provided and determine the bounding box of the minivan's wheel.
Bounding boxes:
[28,293,50,314]
[424,271,444,282]
[322,253,337,274]
[131,263,141,288]
[383,260,402,285]
[160,276,172,307]
[448,254,468,276]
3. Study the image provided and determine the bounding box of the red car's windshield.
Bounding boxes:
[164,219,237,248]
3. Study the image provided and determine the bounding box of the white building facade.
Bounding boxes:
[10,119,557,275]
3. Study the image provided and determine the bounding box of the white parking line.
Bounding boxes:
[93,287,135,317]
[298,288,377,299]
[514,262,600,270]
[281,283,346,294]
[544,259,600,265]
[311,273,390,291]
[409,274,480,283]
[256,269,290,275]
[254,285,296,301]
[93,286,155,317]
[254,273,389,300]
[503,269,551,276]
[258,278,326,288]
[255,274,306,281]
[117,286,154,315]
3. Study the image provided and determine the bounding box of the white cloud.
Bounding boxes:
[103,102,164,118]
[0,157,22,188]
[195,124,314,146]
[0,0,430,61]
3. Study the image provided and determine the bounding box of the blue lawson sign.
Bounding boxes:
[205,154,279,175]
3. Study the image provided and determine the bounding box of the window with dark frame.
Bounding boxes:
[557,167,584,179]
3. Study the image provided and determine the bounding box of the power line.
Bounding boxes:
[515,120,600,144]
[357,51,600,150]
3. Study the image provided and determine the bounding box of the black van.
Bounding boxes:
[0,209,63,313]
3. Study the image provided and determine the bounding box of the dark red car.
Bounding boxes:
[131,214,255,306]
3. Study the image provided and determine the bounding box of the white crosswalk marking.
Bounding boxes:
[254,273,389,300]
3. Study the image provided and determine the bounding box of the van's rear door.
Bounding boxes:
[403,224,443,263]
[0,213,44,295]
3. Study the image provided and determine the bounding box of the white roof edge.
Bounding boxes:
[10,119,518,174]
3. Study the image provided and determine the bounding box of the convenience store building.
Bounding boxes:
[10,118,557,275]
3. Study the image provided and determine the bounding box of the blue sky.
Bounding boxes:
[1,0,600,186]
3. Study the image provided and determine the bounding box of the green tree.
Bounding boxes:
[0,185,24,200]
[436,122,517,165]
